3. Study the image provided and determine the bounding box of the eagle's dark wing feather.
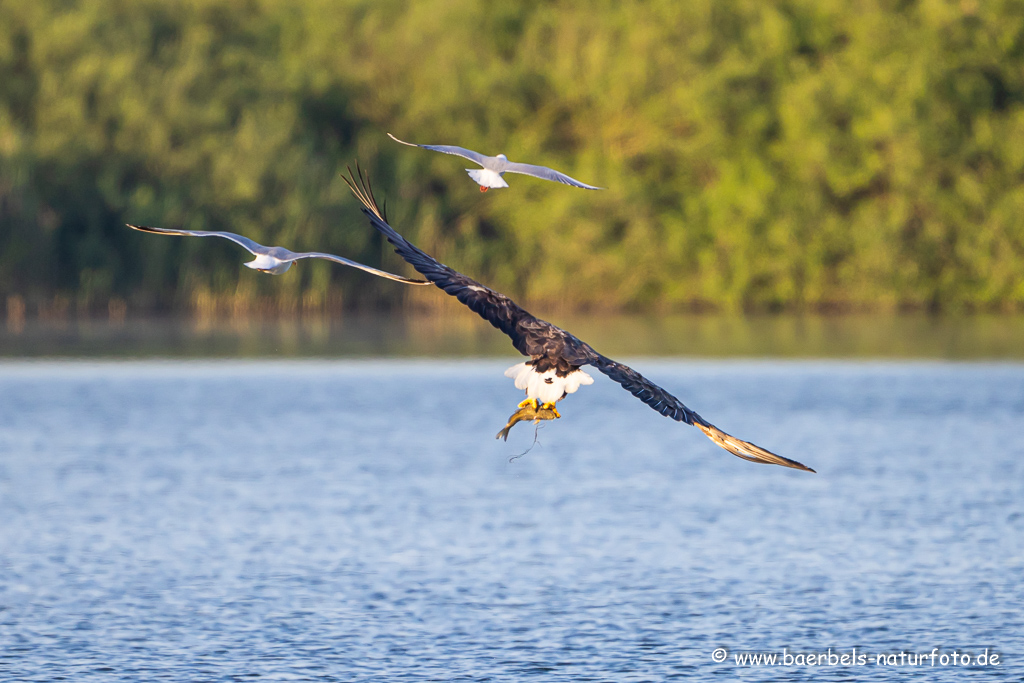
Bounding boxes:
[585,352,702,423]
[342,167,537,354]
[584,350,815,472]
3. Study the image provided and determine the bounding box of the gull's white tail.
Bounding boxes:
[244,255,291,274]
[467,169,508,189]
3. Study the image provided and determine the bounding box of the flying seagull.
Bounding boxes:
[387,133,603,192]
[127,224,429,284]
[343,167,814,472]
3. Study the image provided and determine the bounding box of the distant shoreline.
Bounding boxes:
[2,313,1021,360]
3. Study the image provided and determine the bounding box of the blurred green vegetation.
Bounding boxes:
[2,0,1024,316]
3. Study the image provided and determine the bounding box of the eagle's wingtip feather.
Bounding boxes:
[695,421,815,473]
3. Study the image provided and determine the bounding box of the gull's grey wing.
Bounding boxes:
[130,223,428,284]
[502,162,603,189]
[388,133,491,167]
[343,166,539,353]
[582,350,815,472]
[127,224,266,255]
[286,252,429,285]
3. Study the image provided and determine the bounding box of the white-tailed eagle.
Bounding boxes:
[343,168,814,473]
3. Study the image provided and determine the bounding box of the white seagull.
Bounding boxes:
[388,133,603,192]
[126,224,430,284]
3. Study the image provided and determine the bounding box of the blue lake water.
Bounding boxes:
[0,359,1021,681]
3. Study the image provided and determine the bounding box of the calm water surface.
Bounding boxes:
[1,360,1021,681]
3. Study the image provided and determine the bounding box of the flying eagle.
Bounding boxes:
[342,168,814,473]
[388,133,604,192]
[127,224,429,284]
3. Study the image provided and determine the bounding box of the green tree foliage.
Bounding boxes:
[1,0,1023,314]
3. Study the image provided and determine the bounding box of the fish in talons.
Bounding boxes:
[496,402,561,441]
[496,361,595,439]
[517,397,560,418]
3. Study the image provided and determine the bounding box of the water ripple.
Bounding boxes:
[0,360,1021,681]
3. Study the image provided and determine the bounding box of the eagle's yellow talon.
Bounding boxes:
[518,398,539,410]
[540,402,561,418]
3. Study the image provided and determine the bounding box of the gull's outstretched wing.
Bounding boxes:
[287,252,429,285]
[502,162,603,190]
[388,133,490,167]
[129,223,429,285]
[584,352,815,472]
[127,224,266,254]
[343,166,538,353]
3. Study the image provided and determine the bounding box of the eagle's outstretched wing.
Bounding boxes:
[584,352,702,423]
[342,166,538,354]
[584,351,815,472]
